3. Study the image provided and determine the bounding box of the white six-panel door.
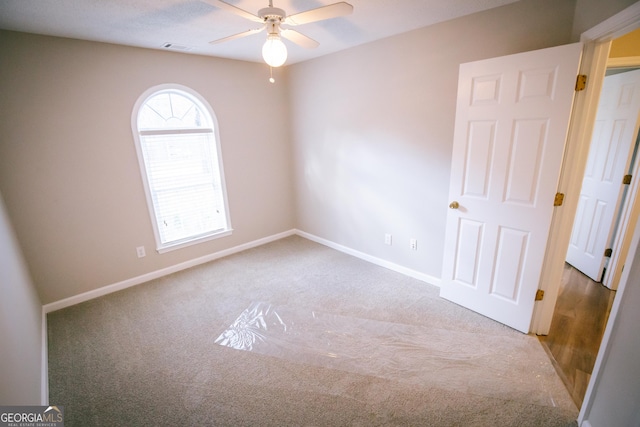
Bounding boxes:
[440,43,583,333]
[566,69,640,282]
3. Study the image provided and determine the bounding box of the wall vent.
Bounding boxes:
[162,43,193,52]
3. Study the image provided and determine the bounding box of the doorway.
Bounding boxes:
[565,59,640,289]
[540,28,640,409]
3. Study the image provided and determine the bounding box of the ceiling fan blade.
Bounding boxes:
[281,29,319,49]
[209,27,265,44]
[284,2,353,26]
[205,0,263,23]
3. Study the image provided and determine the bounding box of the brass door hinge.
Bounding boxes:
[623,174,632,185]
[605,248,613,257]
[576,74,587,91]
[535,289,545,301]
[554,192,565,206]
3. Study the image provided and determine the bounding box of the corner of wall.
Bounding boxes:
[0,192,44,405]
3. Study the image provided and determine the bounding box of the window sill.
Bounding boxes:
[156,228,233,254]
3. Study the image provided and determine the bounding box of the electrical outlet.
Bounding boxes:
[385,233,392,245]
[136,246,146,258]
[410,238,418,251]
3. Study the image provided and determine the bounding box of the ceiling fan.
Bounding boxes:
[208,0,354,67]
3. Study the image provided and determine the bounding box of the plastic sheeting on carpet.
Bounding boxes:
[215,302,567,408]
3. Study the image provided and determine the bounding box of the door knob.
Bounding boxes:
[449,201,460,209]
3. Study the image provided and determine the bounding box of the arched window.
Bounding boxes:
[132,85,231,252]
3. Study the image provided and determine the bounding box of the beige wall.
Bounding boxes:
[0,192,42,404]
[288,0,576,280]
[0,31,295,303]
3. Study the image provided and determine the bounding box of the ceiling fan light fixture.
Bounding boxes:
[262,34,287,67]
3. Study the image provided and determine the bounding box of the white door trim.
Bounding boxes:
[607,55,640,68]
[531,2,640,336]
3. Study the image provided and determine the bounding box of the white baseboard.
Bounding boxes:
[295,230,441,287]
[43,228,439,314]
[42,229,296,314]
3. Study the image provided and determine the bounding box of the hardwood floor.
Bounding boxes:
[539,263,616,408]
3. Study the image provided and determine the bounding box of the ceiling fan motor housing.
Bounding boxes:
[258,7,286,22]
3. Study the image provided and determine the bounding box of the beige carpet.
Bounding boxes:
[47,235,578,426]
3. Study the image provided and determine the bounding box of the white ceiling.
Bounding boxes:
[0,0,520,65]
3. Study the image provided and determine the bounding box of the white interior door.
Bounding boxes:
[440,43,583,333]
[566,69,640,282]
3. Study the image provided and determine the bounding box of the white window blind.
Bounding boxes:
[132,86,231,252]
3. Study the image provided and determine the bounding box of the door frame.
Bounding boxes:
[530,2,640,336]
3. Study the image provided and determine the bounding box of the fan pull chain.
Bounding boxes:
[269,66,275,83]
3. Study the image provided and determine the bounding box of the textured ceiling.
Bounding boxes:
[0,0,520,65]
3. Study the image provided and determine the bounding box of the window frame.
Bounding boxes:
[131,83,232,253]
